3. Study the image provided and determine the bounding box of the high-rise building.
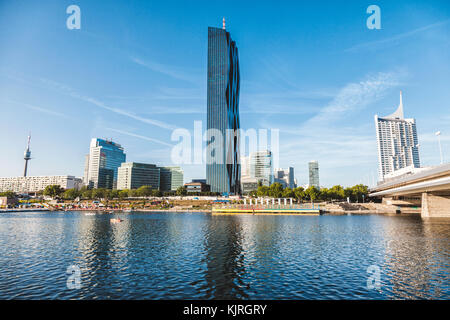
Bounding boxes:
[375,91,420,181]
[159,166,184,191]
[249,150,272,186]
[206,20,241,194]
[84,138,126,189]
[308,161,319,188]
[117,162,160,190]
[274,167,295,189]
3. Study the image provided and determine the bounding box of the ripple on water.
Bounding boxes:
[0,212,449,299]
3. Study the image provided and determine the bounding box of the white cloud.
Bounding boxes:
[260,71,404,186]
[38,77,178,130]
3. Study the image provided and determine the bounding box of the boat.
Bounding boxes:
[84,212,96,216]
[110,218,123,223]
[123,209,132,213]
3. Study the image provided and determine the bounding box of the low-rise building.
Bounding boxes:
[0,196,17,207]
[241,177,259,194]
[184,181,210,193]
[0,176,82,193]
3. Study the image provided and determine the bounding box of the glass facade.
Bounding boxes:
[308,161,320,188]
[249,150,272,186]
[206,26,241,194]
[159,166,184,191]
[86,138,126,189]
[117,162,160,190]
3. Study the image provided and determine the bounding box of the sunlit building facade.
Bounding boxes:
[308,161,319,188]
[249,150,272,187]
[206,23,241,194]
[375,92,420,181]
[117,162,160,190]
[159,166,184,191]
[84,138,126,189]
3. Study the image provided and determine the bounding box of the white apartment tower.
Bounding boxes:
[375,91,420,181]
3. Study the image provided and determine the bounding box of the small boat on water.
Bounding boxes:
[84,212,96,216]
[123,209,132,213]
[110,218,123,223]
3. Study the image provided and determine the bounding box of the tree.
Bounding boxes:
[176,186,187,196]
[91,188,106,199]
[151,189,162,197]
[0,191,16,198]
[81,189,92,200]
[43,185,63,198]
[63,188,79,200]
[319,187,330,201]
[329,185,345,201]
[351,184,369,203]
[282,187,294,198]
[256,185,269,197]
[137,185,152,197]
[110,189,119,199]
[128,189,139,198]
[118,190,129,199]
[269,183,284,198]
[294,187,305,202]
[305,186,320,203]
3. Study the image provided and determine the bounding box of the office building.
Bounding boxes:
[206,20,241,194]
[249,150,272,186]
[117,162,160,190]
[0,176,82,193]
[159,166,184,191]
[241,176,259,194]
[308,161,319,188]
[184,181,211,193]
[375,91,420,181]
[273,167,295,189]
[84,138,126,189]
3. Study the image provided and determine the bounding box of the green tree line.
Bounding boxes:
[40,185,220,200]
[249,183,368,203]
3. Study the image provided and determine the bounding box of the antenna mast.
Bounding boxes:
[23,133,31,177]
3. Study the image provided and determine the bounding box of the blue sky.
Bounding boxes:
[0,0,449,187]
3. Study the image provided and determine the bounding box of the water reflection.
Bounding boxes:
[0,212,448,299]
[202,215,248,299]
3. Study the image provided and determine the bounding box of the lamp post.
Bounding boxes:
[436,131,444,165]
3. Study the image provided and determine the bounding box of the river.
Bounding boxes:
[0,211,448,299]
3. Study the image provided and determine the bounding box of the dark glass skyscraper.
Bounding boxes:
[206,24,241,194]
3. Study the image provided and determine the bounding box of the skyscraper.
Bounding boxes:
[206,20,241,194]
[375,91,420,181]
[84,138,126,189]
[274,167,295,189]
[308,161,319,188]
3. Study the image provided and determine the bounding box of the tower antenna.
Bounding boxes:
[223,17,226,30]
[23,133,31,177]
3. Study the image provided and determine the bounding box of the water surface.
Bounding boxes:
[0,211,449,299]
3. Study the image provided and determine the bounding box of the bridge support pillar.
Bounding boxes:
[421,193,450,218]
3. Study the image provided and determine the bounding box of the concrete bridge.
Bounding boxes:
[369,163,450,218]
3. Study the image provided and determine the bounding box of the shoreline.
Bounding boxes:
[0,208,422,216]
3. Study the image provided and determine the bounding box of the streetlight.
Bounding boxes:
[435,131,444,165]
